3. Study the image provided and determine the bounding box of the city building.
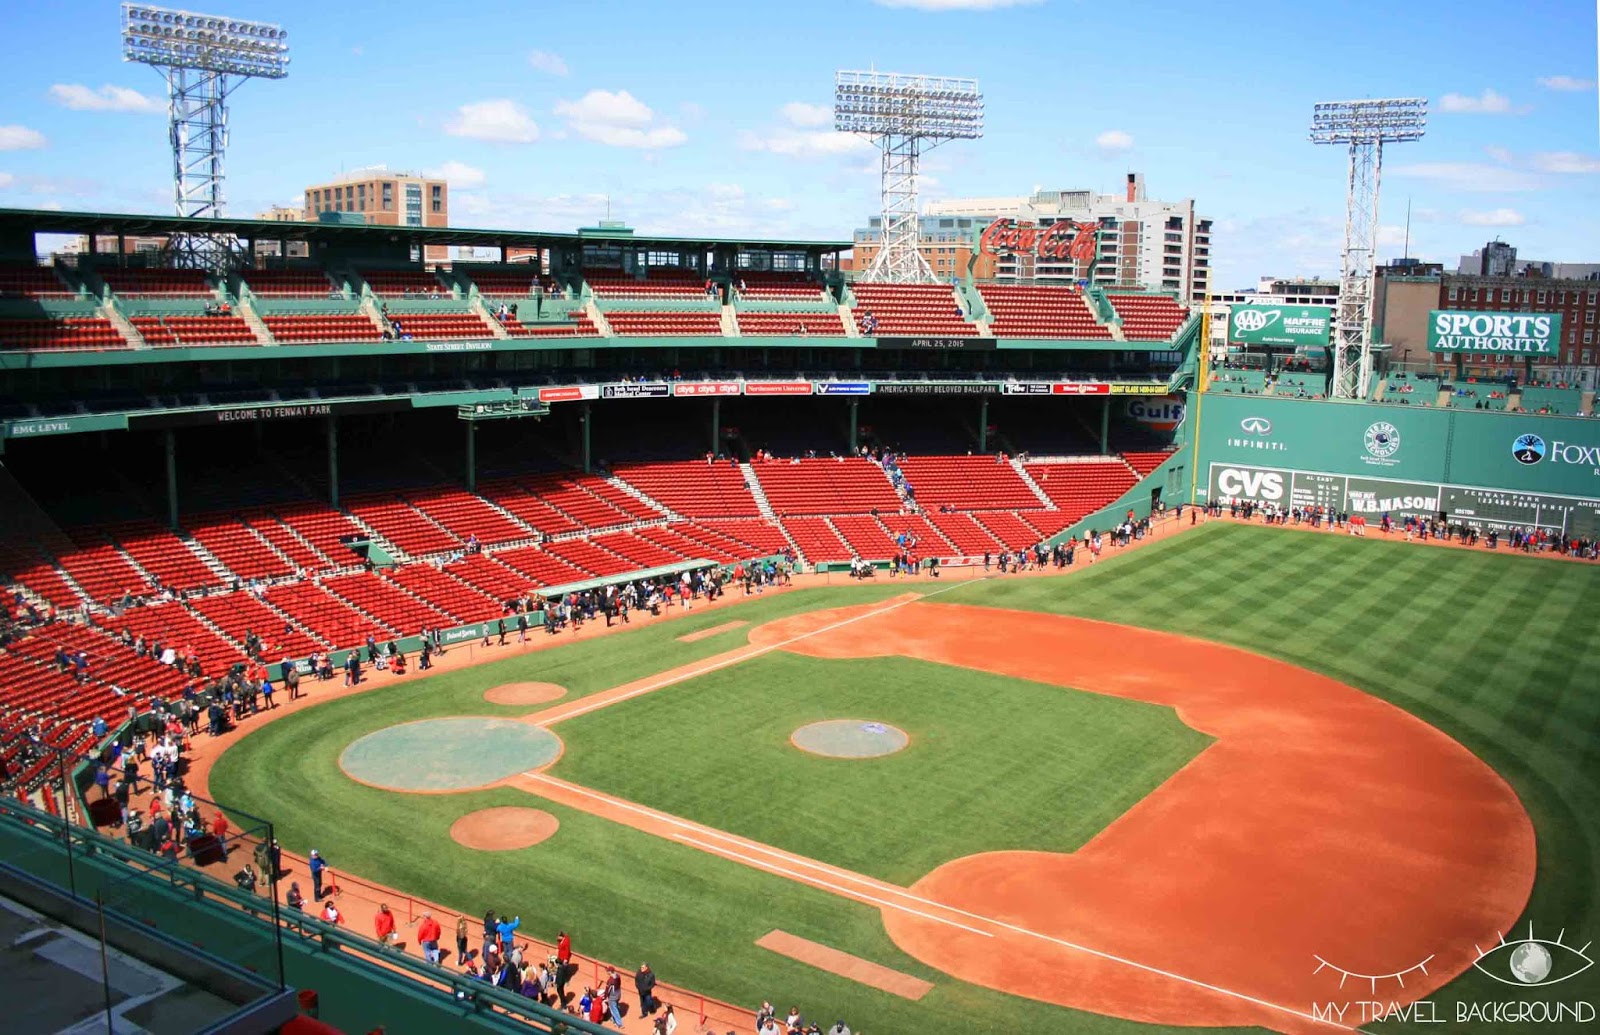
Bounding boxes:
[1456,240,1600,281]
[1375,263,1600,385]
[851,174,1211,301]
[302,167,448,262]
[253,205,309,259]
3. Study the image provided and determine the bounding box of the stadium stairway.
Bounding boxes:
[739,463,778,520]
[180,533,241,586]
[604,472,683,520]
[235,298,274,345]
[720,303,738,337]
[1009,458,1057,508]
[467,296,512,339]
[583,299,615,336]
[101,303,146,349]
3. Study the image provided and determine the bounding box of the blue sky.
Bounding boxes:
[0,0,1596,288]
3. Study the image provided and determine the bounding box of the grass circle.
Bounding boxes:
[340,718,561,791]
[791,720,910,759]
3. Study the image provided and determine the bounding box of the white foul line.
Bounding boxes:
[674,835,994,938]
[535,579,975,727]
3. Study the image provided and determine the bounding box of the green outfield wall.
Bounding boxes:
[1192,393,1600,535]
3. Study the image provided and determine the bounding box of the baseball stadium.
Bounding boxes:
[2,6,1598,1035]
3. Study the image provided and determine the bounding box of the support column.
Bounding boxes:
[164,430,178,531]
[326,415,340,509]
[1100,396,1111,455]
[711,398,721,457]
[581,403,592,474]
[464,420,477,493]
[978,397,989,453]
[848,399,859,452]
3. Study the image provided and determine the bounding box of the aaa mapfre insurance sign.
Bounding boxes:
[978,218,1101,263]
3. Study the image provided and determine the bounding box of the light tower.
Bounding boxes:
[1309,97,1426,398]
[835,70,983,284]
[122,4,290,269]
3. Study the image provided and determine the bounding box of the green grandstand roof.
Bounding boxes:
[0,207,851,253]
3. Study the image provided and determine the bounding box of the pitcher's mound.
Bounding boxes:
[485,682,568,706]
[450,807,559,851]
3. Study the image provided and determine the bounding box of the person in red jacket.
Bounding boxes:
[586,990,607,1026]
[374,903,397,950]
[416,911,442,965]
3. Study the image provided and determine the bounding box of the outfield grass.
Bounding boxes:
[550,652,1209,884]
[210,525,1600,1033]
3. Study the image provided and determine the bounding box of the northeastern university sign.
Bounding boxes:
[1427,310,1563,356]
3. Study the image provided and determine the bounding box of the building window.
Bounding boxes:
[382,183,393,209]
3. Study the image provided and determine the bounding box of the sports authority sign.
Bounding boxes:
[978,218,1102,264]
[1228,304,1333,348]
[1427,310,1563,355]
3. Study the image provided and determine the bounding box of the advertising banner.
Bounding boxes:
[538,385,600,403]
[1228,304,1333,348]
[1206,461,1600,536]
[1426,310,1562,355]
[1107,383,1172,396]
[743,382,814,396]
[672,382,741,397]
[600,382,670,399]
[875,383,1001,396]
[1126,395,1186,432]
[815,382,871,396]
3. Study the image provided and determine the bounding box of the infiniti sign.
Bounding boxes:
[1240,417,1272,435]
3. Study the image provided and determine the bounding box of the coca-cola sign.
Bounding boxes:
[978,218,1102,264]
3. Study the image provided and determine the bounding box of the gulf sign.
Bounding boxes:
[1127,394,1186,432]
[1427,310,1562,355]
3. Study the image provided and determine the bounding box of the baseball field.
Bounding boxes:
[206,522,1600,1034]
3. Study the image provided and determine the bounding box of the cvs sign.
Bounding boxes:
[1213,465,1285,502]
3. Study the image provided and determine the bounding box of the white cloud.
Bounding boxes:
[553,90,686,149]
[873,0,1041,8]
[0,125,46,151]
[1537,75,1595,92]
[528,50,568,76]
[1437,89,1517,114]
[426,160,486,188]
[739,128,872,159]
[1095,129,1133,153]
[1459,208,1525,227]
[445,100,539,144]
[781,102,832,128]
[1391,162,1543,192]
[49,84,163,114]
[1530,151,1600,173]
[0,172,13,189]
[1483,145,1514,163]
